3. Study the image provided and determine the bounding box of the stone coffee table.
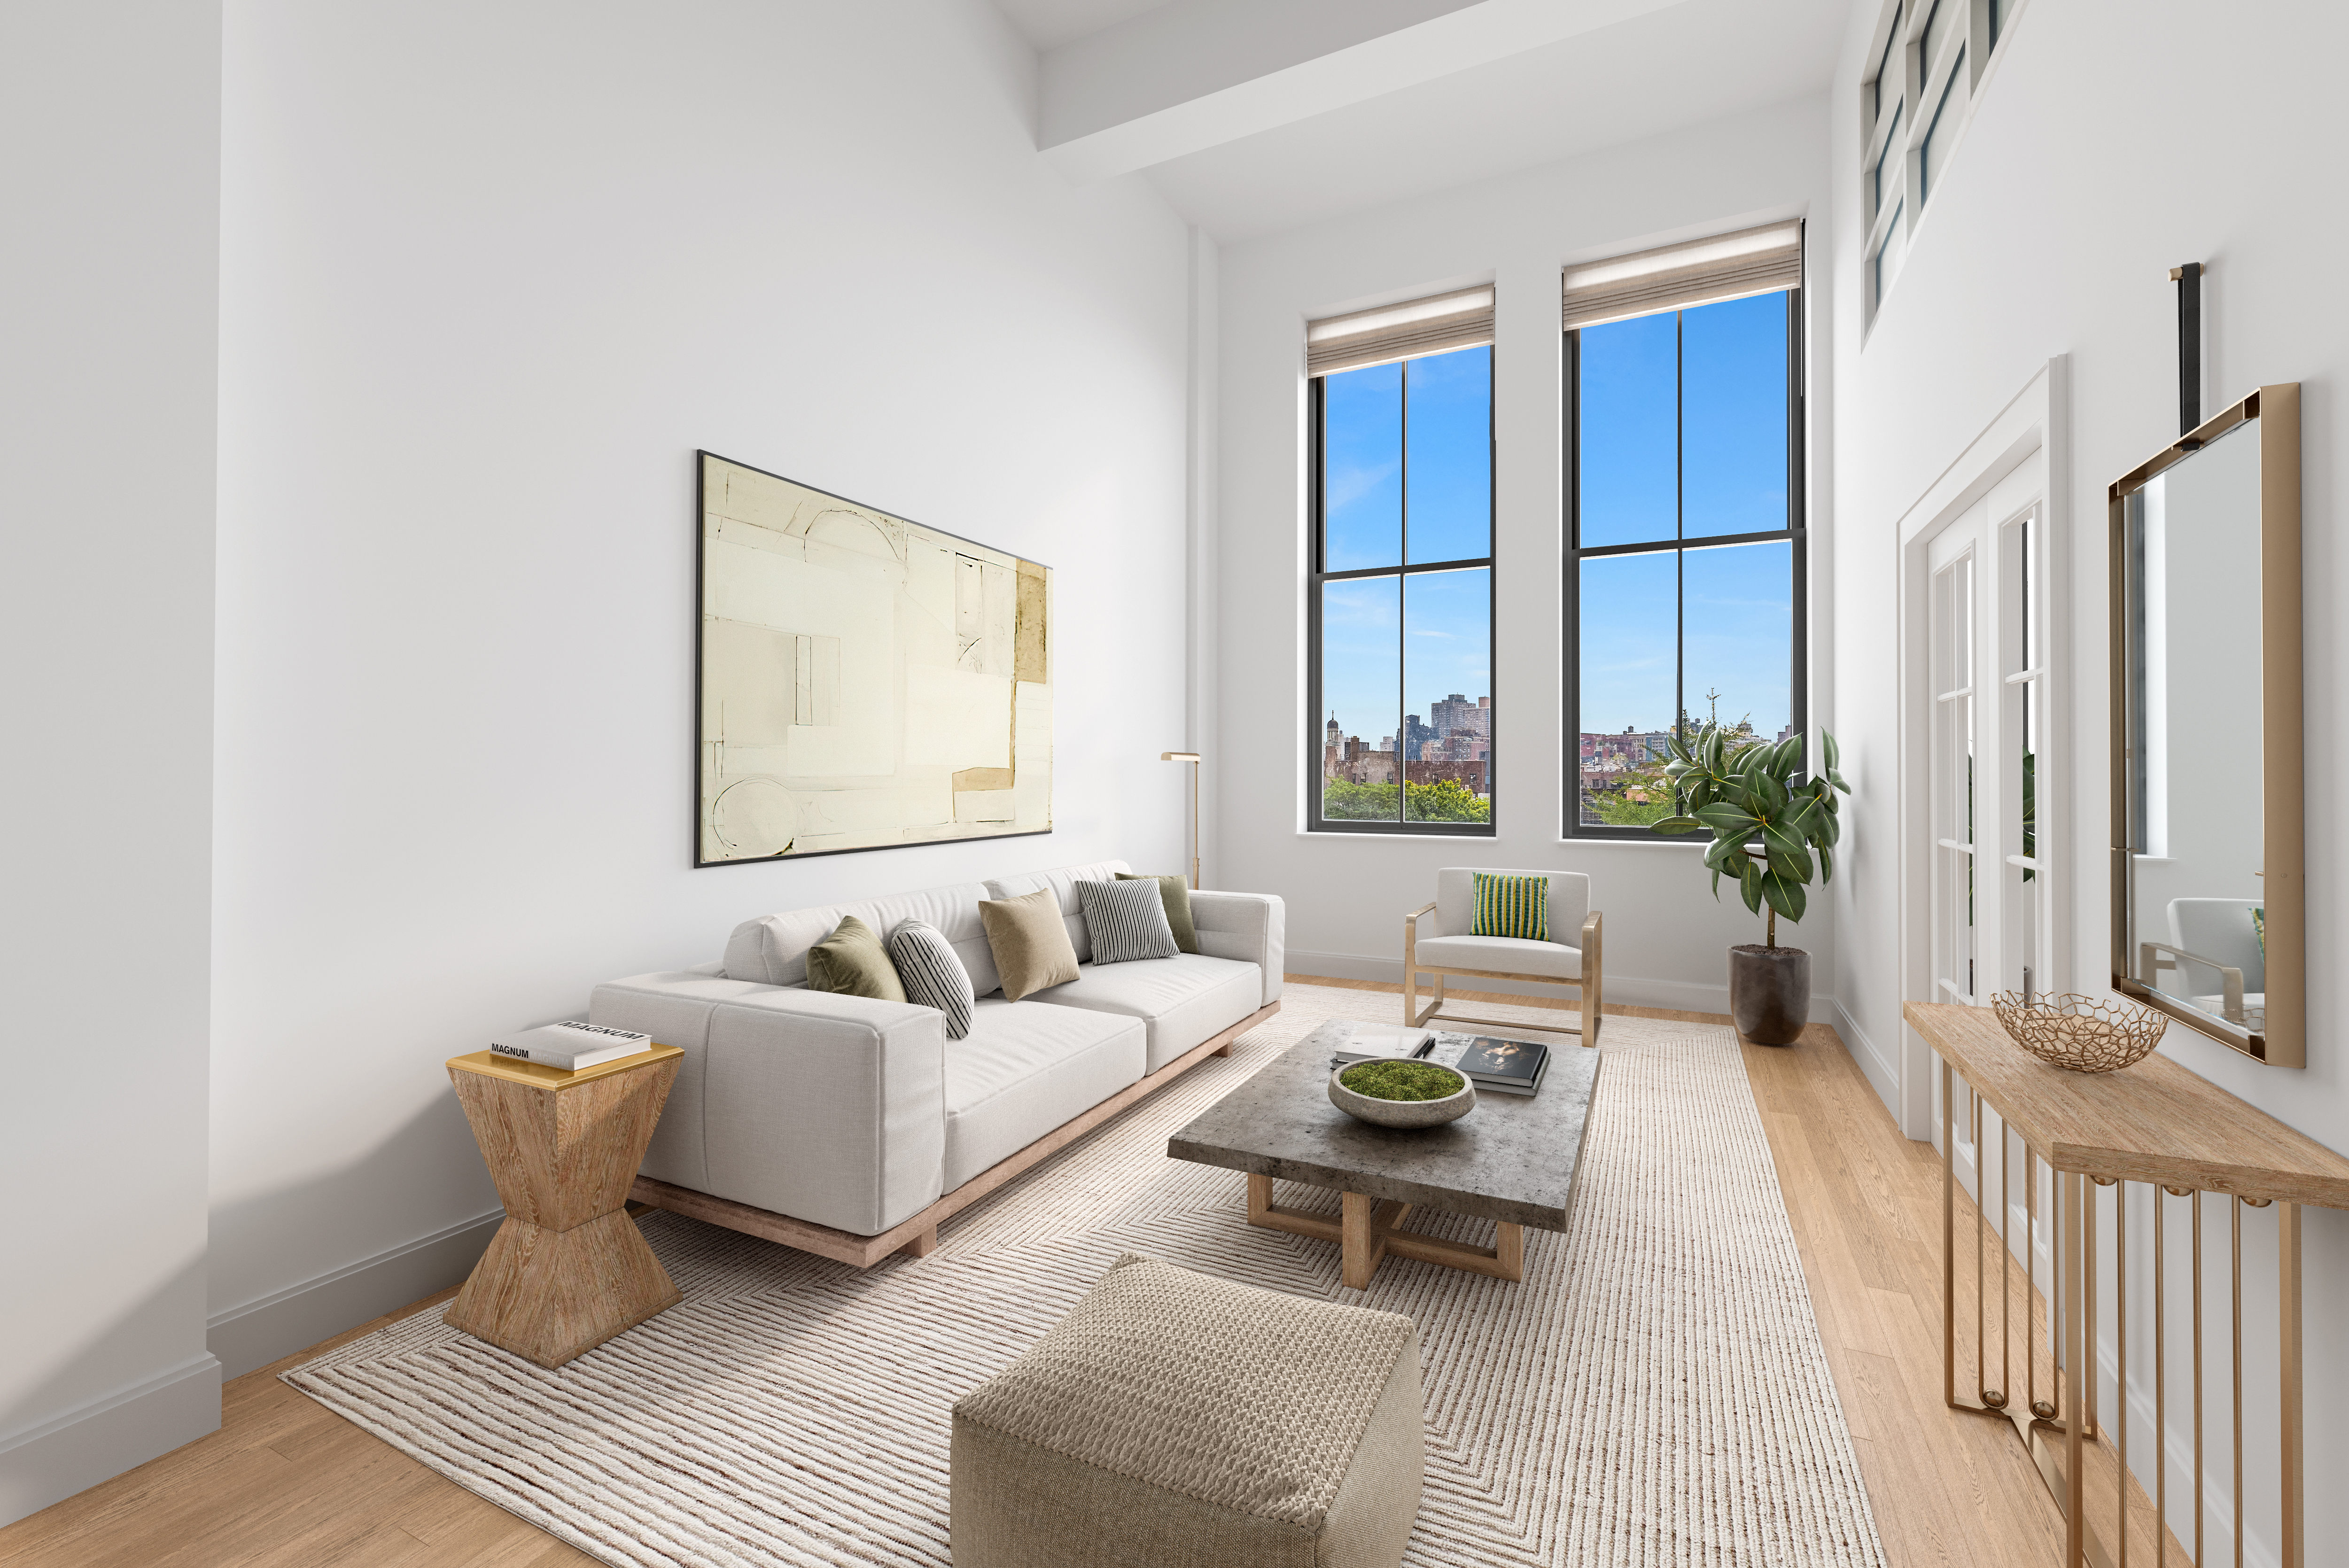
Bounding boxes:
[1167,1017,1600,1289]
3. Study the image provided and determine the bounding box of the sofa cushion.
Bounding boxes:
[984,860,1132,964]
[1413,933,1583,981]
[723,880,999,996]
[945,1000,1145,1188]
[807,916,909,1003]
[1076,877,1179,964]
[1028,953,1262,1073]
[1116,872,1199,954]
[981,887,1084,1002]
[889,918,976,1040]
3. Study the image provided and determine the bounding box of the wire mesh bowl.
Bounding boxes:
[1989,992,2168,1074]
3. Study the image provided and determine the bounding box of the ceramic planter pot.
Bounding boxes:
[1327,1065,1475,1127]
[1730,944,1811,1046]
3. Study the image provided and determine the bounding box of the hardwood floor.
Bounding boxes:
[0,1288,597,1568]
[2,975,2075,1567]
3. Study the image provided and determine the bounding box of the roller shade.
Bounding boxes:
[1561,220,1802,332]
[1307,285,1494,378]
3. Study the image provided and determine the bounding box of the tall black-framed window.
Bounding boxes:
[1307,343,1496,835]
[1564,287,1805,837]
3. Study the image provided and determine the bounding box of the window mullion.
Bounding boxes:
[1396,369,1408,824]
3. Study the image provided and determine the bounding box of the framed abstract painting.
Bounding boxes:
[695,450,1052,865]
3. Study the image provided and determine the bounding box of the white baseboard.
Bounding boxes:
[1832,996,1900,1117]
[206,1208,503,1380]
[1286,950,1841,1024]
[0,1353,220,1527]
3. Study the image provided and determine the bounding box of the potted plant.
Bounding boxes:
[1650,719,1850,1046]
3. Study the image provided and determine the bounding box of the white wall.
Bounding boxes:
[0,0,226,1522]
[1212,96,1849,1034]
[205,0,1200,1379]
[1826,0,2349,1551]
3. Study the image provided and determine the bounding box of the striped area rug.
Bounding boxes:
[285,984,1885,1566]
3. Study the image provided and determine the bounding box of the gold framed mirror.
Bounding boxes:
[2109,384,2302,1065]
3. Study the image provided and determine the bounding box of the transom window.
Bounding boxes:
[1865,0,2022,319]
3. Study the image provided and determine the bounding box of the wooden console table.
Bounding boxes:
[1906,1002,2349,1568]
[443,1042,684,1369]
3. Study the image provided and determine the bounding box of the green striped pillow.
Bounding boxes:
[1471,872,1548,942]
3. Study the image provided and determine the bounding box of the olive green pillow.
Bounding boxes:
[978,887,1081,1001]
[805,915,907,1003]
[1116,872,1198,954]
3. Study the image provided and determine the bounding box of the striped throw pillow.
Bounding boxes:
[1076,878,1180,964]
[887,918,976,1040]
[1471,872,1548,942]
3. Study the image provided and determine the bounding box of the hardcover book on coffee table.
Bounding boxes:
[1421,1033,1550,1096]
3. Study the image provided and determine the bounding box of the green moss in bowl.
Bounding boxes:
[1338,1061,1467,1102]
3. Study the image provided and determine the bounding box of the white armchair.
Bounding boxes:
[2142,896,2266,1028]
[1403,868,1602,1047]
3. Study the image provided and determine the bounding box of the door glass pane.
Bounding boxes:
[1319,576,1400,821]
[1683,294,1789,539]
[1402,568,1492,822]
[1579,550,1678,826]
[1578,312,1678,548]
[1404,345,1491,564]
[2019,515,2036,867]
[1681,539,1794,744]
[1920,50,1963,204]
[1322,363,1401,572]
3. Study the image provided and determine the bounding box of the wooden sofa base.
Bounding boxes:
[630,999,1284,1268]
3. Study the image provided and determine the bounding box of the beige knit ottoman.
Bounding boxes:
[951,1252,1423,1568]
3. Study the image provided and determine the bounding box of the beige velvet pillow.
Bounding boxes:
[978,887,1081,1001]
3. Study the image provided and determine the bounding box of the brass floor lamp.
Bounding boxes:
[1160,751,1201,889]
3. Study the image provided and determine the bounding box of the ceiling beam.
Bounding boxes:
[1039,0,1692,182]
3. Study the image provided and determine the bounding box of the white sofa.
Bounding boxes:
[590,860,1284,1265]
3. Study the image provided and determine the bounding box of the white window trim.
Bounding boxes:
[1862,0,2032,327]
[1894,357,2073,1142]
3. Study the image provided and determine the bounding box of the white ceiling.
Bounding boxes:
[1145,0,1848,240]
[994,0,1849,241]
[992,0,1176,52]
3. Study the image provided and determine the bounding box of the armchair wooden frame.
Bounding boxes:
[1403,902,1602,1047]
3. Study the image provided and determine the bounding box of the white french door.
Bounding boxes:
[1926,497,2051,1012]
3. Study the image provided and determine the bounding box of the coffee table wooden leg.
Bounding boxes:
[1247,1172,1274,1224]
[1494,1221,1525,1281]
[1342,1192,1379,1289]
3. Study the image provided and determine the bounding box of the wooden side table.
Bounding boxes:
[442,1042,685,1369]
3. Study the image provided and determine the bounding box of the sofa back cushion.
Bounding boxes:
[1435,868,1589,943]
[724,881,997,994]
[719,862,1135,995]
[984,860,1131,964]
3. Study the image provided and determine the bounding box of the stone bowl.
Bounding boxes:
[1327,1063,1475,1128]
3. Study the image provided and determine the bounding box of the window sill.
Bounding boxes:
[1297,829,1497,840]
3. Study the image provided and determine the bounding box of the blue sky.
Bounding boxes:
[1576,292,1791,737]
[1322,345,1493,753]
